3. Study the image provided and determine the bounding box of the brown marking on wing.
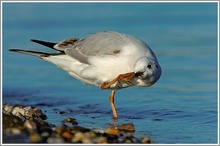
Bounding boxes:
[58,38,79,47]
[113,50,120,54]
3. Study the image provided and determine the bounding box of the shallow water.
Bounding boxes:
[2,2,218,144]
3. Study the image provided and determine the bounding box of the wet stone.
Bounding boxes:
[24,120,37,130]
[54,126,66,134]
[93,137,108,144]
[3,105,14,114]
[71,131,92,143]
[73,126,91,133]
[13,112,26,122]
[56,111,65,114]
[113,123,135,132]
[12,107,25,116]
[62,131,73,139]
[141,137,154,143]
[10,128,21,135]
[105,128,120,135]
[32,107,47,120]
[63,116,78,125]
[47,137,65,143]
[29,133,42,143]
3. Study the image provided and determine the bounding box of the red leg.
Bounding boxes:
[109,90,118,120]
[101,72,136,90]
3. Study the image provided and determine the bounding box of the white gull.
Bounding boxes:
[10,31,162,120]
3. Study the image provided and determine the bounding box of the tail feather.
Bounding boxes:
[31,39,57,50]
[9,49,62,58]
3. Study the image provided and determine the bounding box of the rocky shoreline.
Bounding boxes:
[2,104,153,144]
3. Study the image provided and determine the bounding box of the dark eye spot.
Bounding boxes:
[156,65,158,68]
[147,64,152,69]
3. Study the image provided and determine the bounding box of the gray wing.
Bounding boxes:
[55,31,131,64]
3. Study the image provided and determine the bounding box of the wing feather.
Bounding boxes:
[59,31,130,64]
[73,31,127,56]
[20,31,134,65]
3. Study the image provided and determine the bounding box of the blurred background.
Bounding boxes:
[2,2,218,144]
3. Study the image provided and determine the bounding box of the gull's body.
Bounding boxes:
[10,31,162,119]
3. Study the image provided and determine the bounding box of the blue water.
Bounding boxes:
[2,2,218,144]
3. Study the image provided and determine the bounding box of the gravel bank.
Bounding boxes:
[2,104,153,144]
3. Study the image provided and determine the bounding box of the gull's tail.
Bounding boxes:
[31,39,57,50]
[9,49,53,57]
[9,39,64,57]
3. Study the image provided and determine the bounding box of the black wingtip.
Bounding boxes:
[31,39,57,49]
[9,49,19,52]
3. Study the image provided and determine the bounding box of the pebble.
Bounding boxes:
[24,120,37,130]
[33,107,47,118]
[71,132,92,143]
[29,133,42,143]
[142,137,154,143]
[41,132,50,137]
[3,104,14,114]
[105,128,120,135]
[63,116,78,125]
[71,131,84,142]
[62,131,73,139]
[54,126,66,134]
[12,107,25,115]
[113,123,135,132]
[13,112,25,122]
[11,128,21,135]
[56,111,64,114]
[47,137,64,143]
[93,137,108,144]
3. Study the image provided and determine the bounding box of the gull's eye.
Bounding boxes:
[147,64,152,69]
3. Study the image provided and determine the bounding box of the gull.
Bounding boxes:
[10,31,162,120]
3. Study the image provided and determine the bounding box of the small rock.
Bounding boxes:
[29,133,42,143]
[62,131,72,139]
[113,123,135,132]
[84,131,96,139]
[33,107,47,120]
[73,126,91,133]
[142,137,153,143]
[63,117,78,125]
[56,111,64,114]
[71,132,91,143]
[12,107,25,116]
[23,106,32,111]
[105,128,120,135]
[65,117,76,122]
[13,112,26,122]
[94,137,108,144]
[3,105,14,114]
[24,120,37,130]
[11,128,21,135]
[47,137,64,143]
[23,110,34,118]
[124,138,132,143]
[54,126,66,134]
[41,132,50,137]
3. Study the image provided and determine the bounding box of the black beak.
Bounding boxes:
[135,71,144,77]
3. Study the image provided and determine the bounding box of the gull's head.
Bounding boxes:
[134,57,162,86]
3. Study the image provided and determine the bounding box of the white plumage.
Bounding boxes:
[10,31,162,119]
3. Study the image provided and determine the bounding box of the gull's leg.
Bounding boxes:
[101,72,143,120]
[110,90,118,120]
[101,72,136,90]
